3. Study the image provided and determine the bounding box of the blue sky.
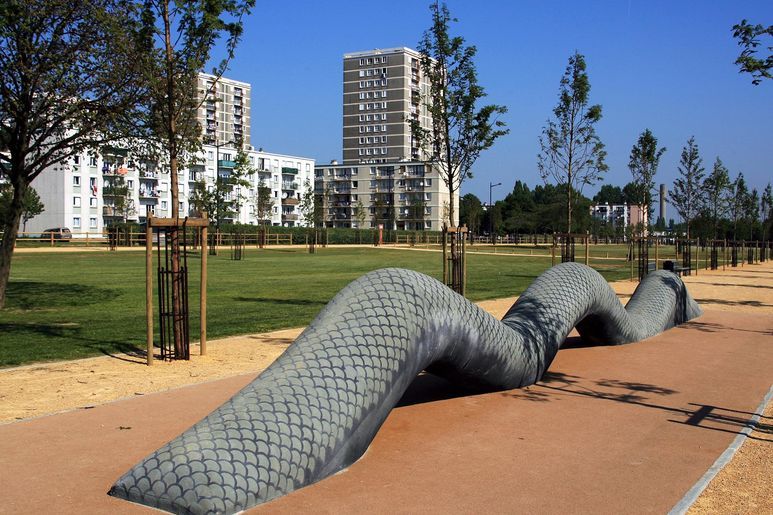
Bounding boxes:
[214,0,772,205]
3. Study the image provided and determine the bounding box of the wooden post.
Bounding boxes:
[655,237,659,270]
[442,226,448,284]
[630,240,635,282]
[145,216,153,366]
[551,235,556,267]
[200,224,208,356]
[50,231,54,247]
[584,233,589,266]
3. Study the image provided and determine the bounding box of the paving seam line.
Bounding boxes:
[668,383,773,515]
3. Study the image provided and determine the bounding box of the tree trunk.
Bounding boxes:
[567,184,573,233]
[0,179,27,309]
[163,1,185,358]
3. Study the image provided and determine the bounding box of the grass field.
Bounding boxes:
[0,246,634,367]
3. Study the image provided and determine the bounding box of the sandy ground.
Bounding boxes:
[0,260,770,511]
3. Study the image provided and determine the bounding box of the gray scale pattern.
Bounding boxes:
[109,263,702,514]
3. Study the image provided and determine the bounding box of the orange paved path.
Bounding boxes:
[1,309,770,514]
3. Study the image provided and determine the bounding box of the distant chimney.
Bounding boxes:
[659,184,667,222]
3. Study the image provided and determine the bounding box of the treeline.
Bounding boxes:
[461,170,773,242]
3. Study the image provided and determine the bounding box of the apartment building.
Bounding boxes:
[314,161,454,230]
[25,145,314,236]
[197,73,251,147]
[342,48,432,164]
[590,203,649,232]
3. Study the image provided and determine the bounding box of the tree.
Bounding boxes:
[669,137,705,239]
[593,185,625,205]
[745,188,760,240]
[703,158,731,239]
[253,179,273,227]
[411,1,508,227]
[628,129,666,233]
[459,193,483,235]
[132,0,253,354]
[404,193,427,230]
[727,172,749,241]
[0,184,44,233]
[353,199,367,242]
[538,51,608,233]
[762,183,773,241]
[298,180,316,227]
[189,145,253,227]
[732,20,772,85]
[0,0,142,308]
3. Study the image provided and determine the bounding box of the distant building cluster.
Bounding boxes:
[26,47,459,235]
[589,203,648,232]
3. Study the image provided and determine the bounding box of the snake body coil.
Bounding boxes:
[110,263,701,513]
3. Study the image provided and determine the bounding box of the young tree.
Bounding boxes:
[628,129,666,233]
[762,183,773,241]
[253,179,274,227]
[703,158,731,239]
[353,199,367,242]
[132,0,253,355]
[411,1,508,227]
[745,188,760,240]
[669,137,705,239]
[0,0,142,308]
[189,145,253,228]
[0,184,45,233]
[538,51,608,233]
[298,180,316,227]
[727,172,749,241]
[732,20,772,85]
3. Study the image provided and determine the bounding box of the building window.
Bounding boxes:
[359,126,364,133]
[359,104,364,111]
[359,70,365,77]
[161,201,168,210]
[382,124,387,131]
[89,217,97,228]
[359,114,364,121]
[89,156,97,166]
[73,217,81,229]
[381,136,387,143]
[90,197,97,207]
[73,155,80,164]
[359,137,365,144]
[127,180,133,189]
[426,179,432,186]
[359,58,365,65]
[73,176,81,186]
[73,196,81,207]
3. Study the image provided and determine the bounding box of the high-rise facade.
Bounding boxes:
[342,48,431,164]
[197,73,251,147]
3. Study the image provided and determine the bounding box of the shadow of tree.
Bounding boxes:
[694,298,773,309]
[509,371,770,440]
[5,282,120,310]
[233,297,325,307]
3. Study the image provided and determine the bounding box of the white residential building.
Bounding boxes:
[25,145,314,236]
[590,203,649,232]
[314,161,457,230]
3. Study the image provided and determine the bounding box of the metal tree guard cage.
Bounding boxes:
[681,239,692,276]
[145,214,209,366]
[637,237,650,281]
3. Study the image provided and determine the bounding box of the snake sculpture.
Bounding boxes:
[109,263,701,514]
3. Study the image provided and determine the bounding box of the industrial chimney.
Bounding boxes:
[659,184,667,224]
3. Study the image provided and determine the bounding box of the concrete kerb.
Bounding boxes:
[668,384,773,515]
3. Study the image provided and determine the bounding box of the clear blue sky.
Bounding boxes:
[214,0,772,207]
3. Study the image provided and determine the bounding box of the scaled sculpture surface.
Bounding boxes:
[110,263,702,514]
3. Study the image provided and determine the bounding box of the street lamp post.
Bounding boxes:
[489,181,501,243]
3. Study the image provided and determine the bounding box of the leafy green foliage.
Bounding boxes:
[0,0,143,307]
[732,20,773,85]
[593,185,625,205]
[0,184,44,232]
[627,129,666,232]
[702,158,731,239]
[411,1,508,224]
[459,193,483,234]
[538,52,608,233]
[669,137,705,239]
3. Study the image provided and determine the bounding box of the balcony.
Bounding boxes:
[218,160,236,169]
[281,167,299,175]
[139,190,159,199]
[282,213,299,221]
[281,197,299,206]
[103,206,121,216]
[282,182,299,191]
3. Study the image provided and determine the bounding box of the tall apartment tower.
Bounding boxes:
[197,73,251,147]
[342,48,431,165]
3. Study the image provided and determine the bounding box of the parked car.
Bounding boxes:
[42,227,72,241]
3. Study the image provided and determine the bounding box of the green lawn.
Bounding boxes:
[0,247,629,367]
